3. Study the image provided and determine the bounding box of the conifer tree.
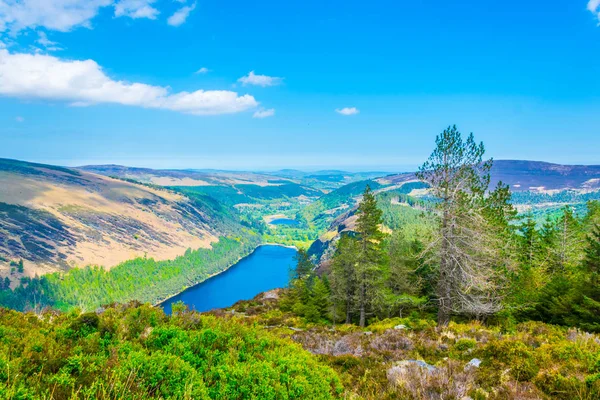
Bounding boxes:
[584,224,600,274]
[355,185,387,327]
[417,126,506,325]
[329,235,359,324]
[310,277,331,320]
[293,248,314,279]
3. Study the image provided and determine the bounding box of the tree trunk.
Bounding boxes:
[359,280,366,327]
[346,298,352,324]
[437,209,452,327]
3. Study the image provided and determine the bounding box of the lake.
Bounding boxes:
[161,245,297,315]
[270,218,300,227]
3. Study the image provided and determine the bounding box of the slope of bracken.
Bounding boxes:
[0,159,226,281]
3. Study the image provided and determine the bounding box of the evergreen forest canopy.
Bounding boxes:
[284,126,600,333]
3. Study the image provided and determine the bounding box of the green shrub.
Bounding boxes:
[454,338,477,351]
[483,340,539,381]
[0,304,343,399]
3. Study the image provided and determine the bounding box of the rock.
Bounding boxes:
[332,336,363,357]
[262,289,280,300]
[395,359,436,372]
[465,358,481,369]
[394,324,407,330]
[364,331,373,336]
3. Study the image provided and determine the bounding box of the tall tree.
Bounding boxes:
[417,125,506,325]
[583,224,600,274]
[355,185,387,327]
[329,235,359,324]
[293,248,314,280]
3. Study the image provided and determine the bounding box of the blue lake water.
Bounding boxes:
[161,245,297,315]
[270,218,300,226]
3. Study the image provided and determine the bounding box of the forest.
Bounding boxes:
[284,126,600,332]
[0,235,261,312]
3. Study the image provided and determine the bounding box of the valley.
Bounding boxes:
[2,150,600,399]
[2,157,600,313]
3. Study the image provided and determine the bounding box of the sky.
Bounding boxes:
[0,0,599,171]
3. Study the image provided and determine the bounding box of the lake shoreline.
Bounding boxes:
[153,243,297,308]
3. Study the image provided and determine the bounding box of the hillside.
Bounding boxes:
[79,164,295,188]
[381,160,600,193]
[490,160,600,191]
[0,159,234,283]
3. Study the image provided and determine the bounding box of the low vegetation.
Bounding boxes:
[225,293,600,399]
[0,303,342,399]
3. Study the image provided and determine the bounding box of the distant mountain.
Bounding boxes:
[0,159,235,281]
[490,160,600,191]
[379,160,600,192]
[78,164,291,187]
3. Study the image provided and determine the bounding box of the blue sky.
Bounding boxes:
[1,0,599,171]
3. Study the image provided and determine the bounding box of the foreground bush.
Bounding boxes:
[0,303,342,399]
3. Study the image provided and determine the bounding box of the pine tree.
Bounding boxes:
[584,224,600,274]
[310,277,331,320]
[329,235,359,324]
[355,185,387,327]
[293,249,314,279]
[554,207,583,272]
[417,126,504,325]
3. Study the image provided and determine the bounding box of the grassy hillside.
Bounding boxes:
[0,159,240,279]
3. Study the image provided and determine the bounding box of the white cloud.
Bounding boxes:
[195,67,210,74]
[253,108,275,118]
[0,0,112,33]
[167,2,195,26]
[336,107,359,116]
[0,0,165,33]
[36,32,56,47]
[36,31,63,51]
[238,71,283,87]
[114,0,159,19]
[589,0,600,22]
[0,49,259,115]
[15,116,24,122]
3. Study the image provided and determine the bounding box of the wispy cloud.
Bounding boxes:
[167,2,196,26]
[0,0,166,34]
[253,108,275,118]
[195,67,210,74]
[36,31,63,51]
[0,49,259,116]
[336,107,359,116]
[238,71,283,87]
[589,0,600,23]
[0,0,112,33]
[114,0,159,19]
